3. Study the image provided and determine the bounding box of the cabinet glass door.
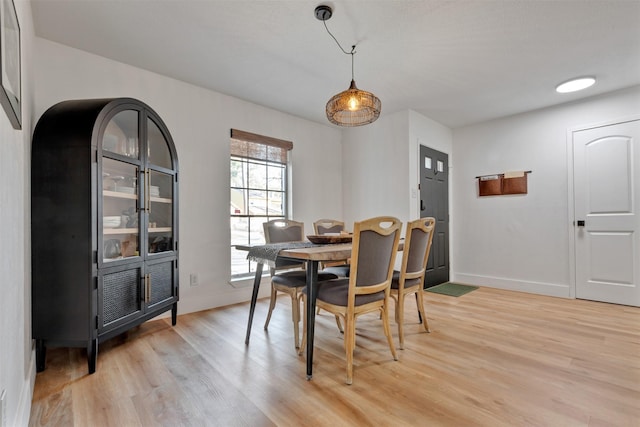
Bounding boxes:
[102,158,140,262]
[147,117,172,169]
[147,170,173,254]
[103,110,139,159]
[146,116,175,255]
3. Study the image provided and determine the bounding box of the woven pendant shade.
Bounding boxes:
[326,80,381,127]
[316,5,381,127]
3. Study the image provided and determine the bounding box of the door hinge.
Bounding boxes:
[95,316,99,329]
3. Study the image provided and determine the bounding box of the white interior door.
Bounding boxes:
[573,119,640,306]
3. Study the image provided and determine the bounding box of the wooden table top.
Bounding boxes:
[279,243,353,262]
[236,241,404,263]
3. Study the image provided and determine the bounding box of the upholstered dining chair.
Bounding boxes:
[313,218,349,332]
[389,217,435,349]
[262,219,336,349]
[314,219,351,278]
[313,218,345,235]
[300,216,402,385]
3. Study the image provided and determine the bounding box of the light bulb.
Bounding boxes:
[348,96,359,110]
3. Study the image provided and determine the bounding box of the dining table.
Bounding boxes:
[237,238,403,380]
[236,241,353,379]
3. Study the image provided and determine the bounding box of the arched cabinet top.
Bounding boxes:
[33,97,178,172]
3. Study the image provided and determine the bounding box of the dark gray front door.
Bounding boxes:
[419,145,449,287]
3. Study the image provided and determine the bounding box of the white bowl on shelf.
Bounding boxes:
[103,216,121,228]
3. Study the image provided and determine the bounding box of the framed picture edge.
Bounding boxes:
[0,0,21,130]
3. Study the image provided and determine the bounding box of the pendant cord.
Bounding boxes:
[323,19,356,81]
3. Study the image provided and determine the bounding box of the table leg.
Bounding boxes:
[306,260,319,379]
[245,262,264,345]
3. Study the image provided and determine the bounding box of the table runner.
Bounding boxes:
[246,241,318,267]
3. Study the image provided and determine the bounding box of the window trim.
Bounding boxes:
[230,129,293,279]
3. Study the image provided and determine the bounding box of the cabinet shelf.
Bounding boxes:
[104,227,139,235]
[150,196,172,204]
[104,190,137,200]
[103,191,171,204]
[104,227,171,234]
[149,227,172,233]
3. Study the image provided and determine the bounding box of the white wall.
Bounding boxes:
[342,109,453,223]
[452,86,640,296]
[342,110,410,226]
[0,1,35,425]
[341,109,453,241]
[33,38,343,314]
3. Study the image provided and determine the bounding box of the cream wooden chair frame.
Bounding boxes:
[262,219,306,349]
[313,218,351,275]
[301,216,401,384]
[389,217,435,349]
[313,218,349,331]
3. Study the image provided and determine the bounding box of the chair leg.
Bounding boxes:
[397,291,406,350]
[318,305,343,333]
[290,291,301,349]
[264,283,277,330]
[345,315,356,385]
[381,301,398,362]
[335,315,344,333]
[298,295,307,356]
[416,290,430,333]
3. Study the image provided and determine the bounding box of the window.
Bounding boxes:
[230,129,293,278]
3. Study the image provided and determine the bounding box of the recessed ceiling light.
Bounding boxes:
[556,77,596,93]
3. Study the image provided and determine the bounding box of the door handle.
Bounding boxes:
[576,220,586,227]
[420,200,425,211]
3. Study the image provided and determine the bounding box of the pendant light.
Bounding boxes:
[315,5,381,127]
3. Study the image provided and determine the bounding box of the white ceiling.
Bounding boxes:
[31,0,640,128]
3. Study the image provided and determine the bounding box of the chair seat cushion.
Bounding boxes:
[390,270,422,290]
[310,278,384,306]
[322,265,351,278]
[272,270,337,288]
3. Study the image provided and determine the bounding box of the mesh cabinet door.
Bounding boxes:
[100,267,143,331]
[146,260,176,309]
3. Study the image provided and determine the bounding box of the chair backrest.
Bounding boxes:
[263,219,304,243]
[313,219,345,235]
[399,217,435,285]
[263,219,305,272]
[349,216,402,298]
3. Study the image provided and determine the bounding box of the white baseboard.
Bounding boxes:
[452,273,572,298]
[175,281,272,316]
[13,345,36,427]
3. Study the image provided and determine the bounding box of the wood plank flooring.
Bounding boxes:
[29,287,640,426]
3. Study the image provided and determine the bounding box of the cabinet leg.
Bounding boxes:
[87,339,97,374]
[171,302,177,326]
[36,339,46,372]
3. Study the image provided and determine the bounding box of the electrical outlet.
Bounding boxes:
[190,274,199,286]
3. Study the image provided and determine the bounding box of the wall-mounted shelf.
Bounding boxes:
[476,171,531,196]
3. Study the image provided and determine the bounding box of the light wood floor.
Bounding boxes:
[29,287,640,427]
